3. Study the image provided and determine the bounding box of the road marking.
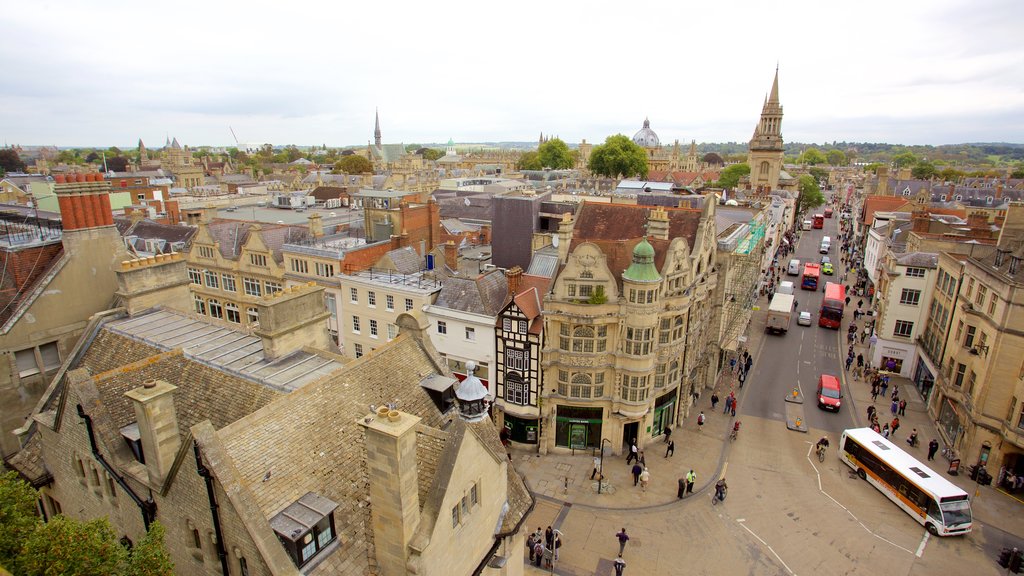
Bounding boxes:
[804,444,917,556]
[735,520,797,575]
[719,461,729,480]
[916,532,930,557]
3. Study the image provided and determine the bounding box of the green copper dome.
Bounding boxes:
[623,238,661,283]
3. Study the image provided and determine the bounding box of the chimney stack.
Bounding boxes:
[115,253,192,316]
[557,212,574,264]
[911,210,929,233]
[647,206,670,240]
[54,172,113,231]
[359,409,422,576]
[125,379,181,486]
[505,266,523,295]
[443,241,458,271]
[254,282,333,358]
[308,212,324,238]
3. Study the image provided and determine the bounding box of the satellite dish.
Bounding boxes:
[551,233,559,248]
[464,198,471,206]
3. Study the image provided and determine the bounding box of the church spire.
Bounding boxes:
[769,64,780,104]
[374,108,382,147]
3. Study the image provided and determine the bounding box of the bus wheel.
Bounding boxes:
[926,523,939,536]
[857,468,866,480]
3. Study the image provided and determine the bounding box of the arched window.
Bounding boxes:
[760,161,769,175]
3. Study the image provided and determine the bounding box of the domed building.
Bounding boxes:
[632,118,661,149]
[625,118,704,174]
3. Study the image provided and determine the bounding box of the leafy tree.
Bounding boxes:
[107,157,130,172]
[537,138,574,170]
[911,161,937,180]
[123,521,174,576]
[334,155,373,174]
[1012,168,1024,179]
[587,134,648,179]
[421,148,444,161]
[0,471,38,568]
[863,162,882,174]
[108,147,122,156]
[19,516,128,576]
[0,149,26,175]
[85,151,102,164]
[702,152,724,166]
[892,151,918,168]
[939,167,964,181]
[715,163,750,189]
[517,151,542,171]
[826,149,847,166]
[799,148,826,165]
[808,167,829,185]
[56,149,83,165]
[797,175,825,214]
[405,144,421,152]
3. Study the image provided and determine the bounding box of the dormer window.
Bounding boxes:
[119,422,145,463]
[271,492,339,569]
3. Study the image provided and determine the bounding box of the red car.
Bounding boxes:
[817,374,843,412]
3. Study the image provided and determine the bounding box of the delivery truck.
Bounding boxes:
[766,293,795,334]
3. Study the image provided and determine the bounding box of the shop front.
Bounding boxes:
[912,355,936,403]
[937,397,963,448]
[651,390,677,438]
[502,413,539,444]
[554,405,603,450]
[874,342,912,377]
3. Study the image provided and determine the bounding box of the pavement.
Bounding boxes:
[512,209,1024,575]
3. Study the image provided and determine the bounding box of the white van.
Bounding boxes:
[778,281,795,295]
[819,236,831,254]
[788,259,800,275]
[802,220,813,231]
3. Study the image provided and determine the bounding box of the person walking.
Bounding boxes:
[591,455,601,480]
[638,451,646,467]
[665,439,675,458]
[724,395,733,415]
[527,532,537,564]
[928,438,939,461]
[615,528,629,555]
[614,554,626,576]
[631,463,643,486]
[882,423,890,438]
[731,400,737,417]
[890,399,899,417]
[745,355,753,374]
[686,469,696,495]
[697,411,705,431]
[663,425,672,444]
[711,392,720,410]
[898,399,907,416]
[639,467,650,492]
[890,416,900,438]
[626,439,638,464]
[677,475,687,499]
[845,355,854,371]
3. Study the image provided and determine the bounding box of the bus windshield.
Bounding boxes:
[941,499,972,527]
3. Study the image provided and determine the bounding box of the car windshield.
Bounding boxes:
[820,387,841,399]
[822,256,830,264]
[940,499,972,527]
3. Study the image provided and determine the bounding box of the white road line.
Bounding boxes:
[736,520,797,576]
[804,444,917,556]
[916,532,930,557]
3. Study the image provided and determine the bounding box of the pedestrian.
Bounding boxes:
[545,526,554,551]
[615,528,629,555]
[665,439,675,458]
[882,423,890,438]
[857,353,864,368]
[527,532,536,563]
[891,417,900,437]
[729,357,737,374]
[867,405,876,421]
[890,399,898,416]
[891,384,900,400]
[533,540,544,567]
[626,439,638,464]
[880,379,889,398]
[677,475,686,499]
[724,395,733,414]
[614,554,626,576]
[711,392,719,409]
[745,355,753,373]
[845,356,853,371]
[858,299,863,309]
[631,463,642,486]
[663,425,672,443]
[738,370,746,388]
[731,401,737,417]
[552,530,562,561]
[591,455,601,480]
[845,296,851,306]
[686,469,696,494]
[870,386,879,403]
[928,438,939,461]
[639,467,650,492]
[898,399,907,416]
[638,451,646,467]
[697,411,705,431]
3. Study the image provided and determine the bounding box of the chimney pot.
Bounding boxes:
[55,174,66,184]
[143,378,157,388]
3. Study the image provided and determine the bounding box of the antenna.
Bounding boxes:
[229,127,240,146]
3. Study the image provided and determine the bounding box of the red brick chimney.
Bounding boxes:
[444,241,458,271]
[505,266,523,294]
[911,210,929,233]
[55,172,113,230]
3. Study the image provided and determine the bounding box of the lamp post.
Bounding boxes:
[598,438,610,494]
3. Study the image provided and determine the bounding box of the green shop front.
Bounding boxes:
[502,413,539,444]
[555,405,603,450]
[651,390,676,437]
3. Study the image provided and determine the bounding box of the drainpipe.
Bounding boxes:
[76,404,156,530]
[193,441,229,576]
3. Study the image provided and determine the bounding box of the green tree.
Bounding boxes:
[826,149,848,166]
[715,163,750,189]
[1010,163,1024,179]
[19,516,128,576]
[892,151,918,168]
[911,161,937,180]
[0,149,26,174]
[405,144,421,153]
[123,522,174,576]
[797,175,825,214]
[799,148,826,165]
[333,155,373,174]
[537,138,574,170]
[587,134,648,179]
[939,167,965,181]
[517,151,542,171]
[808,167,829,185]
[0,471,38,568]
[863,162,882,174]
[421,148,444,161]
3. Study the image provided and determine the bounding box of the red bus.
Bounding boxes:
[824,208,834,218]
[801,263,820,290]
[813,214,825,229]
[819,282,845,329]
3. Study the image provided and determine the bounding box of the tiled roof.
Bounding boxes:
[3,434,49,487]
[308,186,348,202]
[385,246,424,275]
[205,220,309,263]
[433,270,508,317]
[896,252,939,269]
[215,334,452,575]
[117,218,197,245]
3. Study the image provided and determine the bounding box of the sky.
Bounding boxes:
[1,0,1022,148]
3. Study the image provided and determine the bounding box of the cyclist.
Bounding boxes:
[816,436,830,458]
[731,420,741,440]
[714,478,728,502]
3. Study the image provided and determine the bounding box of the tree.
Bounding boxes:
[19,516,128,576]
[587,134,648,179]
[826,149,848,166]
[715,163,750,189]
[405,144,421,153]
[939,167,964,182]
[892,151,918,168]
[808,167,829,186]
[333,155,373,174]
[0,149,26,174]
[517,151,542,171]
[911,161,937,180]
[107,157,130,172]
[1010,163,1024,179]
[863,162,882,174]
[797,175,825,214]
[537,138,574,170]
[799,148,826,165]
[420,148,444,161]
[123,521,174,576]
[0,471,38,568]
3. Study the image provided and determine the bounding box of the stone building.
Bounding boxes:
[8,256,532,576]
[630,119,703,174]
[539,199,720,454]
[161,137,205,190]
[747,68,785,192]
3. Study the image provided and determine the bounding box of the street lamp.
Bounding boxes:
[598,438,610,494]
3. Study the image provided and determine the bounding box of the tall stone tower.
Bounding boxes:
[374,108,382,147]
[747,67,784,192]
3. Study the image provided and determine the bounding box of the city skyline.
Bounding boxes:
[2,0,1022,148]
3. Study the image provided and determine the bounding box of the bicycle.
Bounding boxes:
[942,446,957,461]
[712,488,727,506]
[729,428,739,441]
[816,444,827,463]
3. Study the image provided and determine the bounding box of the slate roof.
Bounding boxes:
[205,220,309,263]
[525,245,559,278]
[895,252,939,269]
[433,269,508,316]
[384,246,424,275]
[309,186,349,202]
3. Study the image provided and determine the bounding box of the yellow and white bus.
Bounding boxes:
[839,427,972,536]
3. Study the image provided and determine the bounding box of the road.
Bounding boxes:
[743,213,858,435]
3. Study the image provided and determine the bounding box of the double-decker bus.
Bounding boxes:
[801,263,820,290]
[813,214,825,228]
[819,282,844,328]
[839,428,973,536]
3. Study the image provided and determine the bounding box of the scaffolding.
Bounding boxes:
[718,218,767,353]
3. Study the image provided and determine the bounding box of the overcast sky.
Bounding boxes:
[2,0,1022,148]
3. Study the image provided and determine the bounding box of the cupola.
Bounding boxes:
[455,361,490,422]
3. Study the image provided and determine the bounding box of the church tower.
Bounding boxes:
[747,67,784,192]
[374,108,382,147]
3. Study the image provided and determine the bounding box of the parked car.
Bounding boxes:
[797,311,812,326]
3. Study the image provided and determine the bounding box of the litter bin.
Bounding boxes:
[948,458,961,476]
